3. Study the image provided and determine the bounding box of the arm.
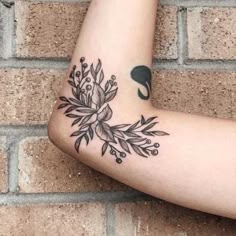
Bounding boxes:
[48,0,236,219]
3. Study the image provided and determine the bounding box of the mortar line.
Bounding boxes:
[0,58,69,69]
[0,4,14,58]
[106,203,116,236]
[11,3,16,57]
[0,58,236,71]
[0,125,47,137]
[6,136,20,192]
[152,60,236,71]
[0,191,153,205]
[160,0,236,7]
[177,7,187,65]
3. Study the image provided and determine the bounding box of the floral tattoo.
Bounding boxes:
[58,57,169,164]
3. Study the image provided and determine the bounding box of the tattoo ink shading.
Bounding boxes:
[131,65,152,100]
[58,58,169,164]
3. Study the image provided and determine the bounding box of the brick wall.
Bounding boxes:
[0,0,236,235]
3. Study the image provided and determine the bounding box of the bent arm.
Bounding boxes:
[48,0,236,219]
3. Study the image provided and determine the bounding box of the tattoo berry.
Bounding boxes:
[86,85,92,91]
[154,143,160,148]
[86,77,91,82]
[80,57,85,63]
[111,75,116,80]
[146,139,151,144]
[75,71,80,77]
[83,63,88,68]
[151,149,159,156]
[110,150,116,155]
[72,65,76,70]
[116,158,122,164]
[113,82,117,86]
[120,152,126,158]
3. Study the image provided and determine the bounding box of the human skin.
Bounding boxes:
[48,0,236,219]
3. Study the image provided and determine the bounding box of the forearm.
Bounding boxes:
[48,0,236,219]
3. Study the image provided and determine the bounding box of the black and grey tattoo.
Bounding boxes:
[58,57,169,164]
[131,66,152,100]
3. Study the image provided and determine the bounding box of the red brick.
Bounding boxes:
[0,137,7,193]
[152,70,236,119]
[187,8,236,59]
[0,68,64,125]
[15,1,88,58]
[15,1,177,59]
[0,203,106,235]
[114,201,236,235]
[154,6,178,59]
[18,137,129,193]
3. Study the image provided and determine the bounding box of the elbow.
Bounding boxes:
[47,108,67,152]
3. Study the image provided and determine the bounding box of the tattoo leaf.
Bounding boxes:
[112,130,125,138]
[58,103,69,109]
[75,136,83,152]
[131,144,147,158]
[97,104,112,122]
[59,96,69,103]
[72,117,82,126]
[71,130,82,137]
[145,116,157,125]
[80,113,97,126]
[65,105,78,114]
[95,122,116,143]
[127,120,140,131]
[142,122,158,132]
[118,139,130,153]
[99,70,104,84]
[92,83,105,108]
[66,114,80,118]
[88,127,94,140]
[76,108,96,114]
[80,115,93,126]
[84,134,89,145]
[141,115,145,125]
[90,64,96,80]
[68,80,76,88]
[153,131,169,136]
[105,88,118,103]
[96,59,102,73]
[102,142,109,156]
[112,124,130,130]
[84,70,90,77]
[124,131,141,138]
[127,138,146,143]
[69,97,83,106]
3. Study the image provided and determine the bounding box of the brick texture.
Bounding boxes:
[0,137,7,193]
[154,6,178,59]
[114,201,236,236]
[152,70,236,119]
[188,8,236,60]
[15,1,177,59]
[0,203,106,235]
[15,1,88,58]
[18,137,129,193]
[1,0,236,235]
[0,68,63,125]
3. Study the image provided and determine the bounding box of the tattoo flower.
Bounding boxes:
[58,57,169,164]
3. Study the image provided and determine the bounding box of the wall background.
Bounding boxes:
[0,0,236,235]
